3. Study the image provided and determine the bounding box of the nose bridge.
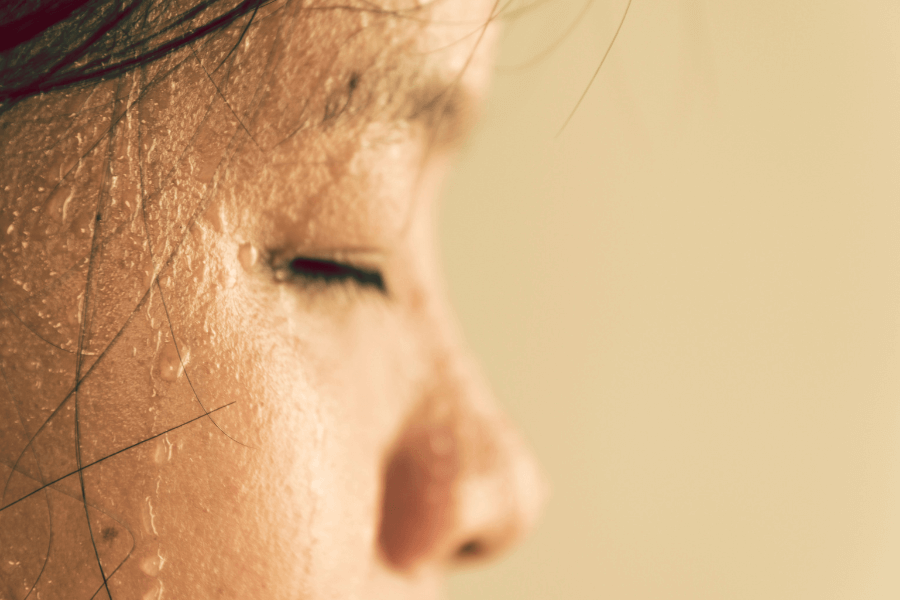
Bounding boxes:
[377,313,546,572]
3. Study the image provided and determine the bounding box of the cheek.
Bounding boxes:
[65,231,321,597]
[140,222,398,596]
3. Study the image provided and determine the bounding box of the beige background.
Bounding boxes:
[441,1,900,599]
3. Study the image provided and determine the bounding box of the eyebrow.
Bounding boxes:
[317,68,482,150]
[398,73,481,148]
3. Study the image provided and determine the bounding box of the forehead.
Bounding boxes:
[179,0,498,244]
[185,0,498,151]
[0,0,498,298]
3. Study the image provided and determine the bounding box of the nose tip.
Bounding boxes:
[377,392,547,572]
[443,417,547,566]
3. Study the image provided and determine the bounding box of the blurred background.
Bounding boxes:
[441,1,900,599]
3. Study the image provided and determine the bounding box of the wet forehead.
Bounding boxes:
[0,0,496,179]
[206,0,498,240]
[0,0,498,280]
[235,0,496,150]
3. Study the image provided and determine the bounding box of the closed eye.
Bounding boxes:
[288,257,386,294]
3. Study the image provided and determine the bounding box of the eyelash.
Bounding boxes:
[284,257,387,294]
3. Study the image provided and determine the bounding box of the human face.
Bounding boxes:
[0,0,544,598]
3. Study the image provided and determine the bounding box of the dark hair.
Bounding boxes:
[0,0,267,108]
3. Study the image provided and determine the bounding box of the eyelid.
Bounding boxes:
[288,257,386,293]
[270,249,388,295]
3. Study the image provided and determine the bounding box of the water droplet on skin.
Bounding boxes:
[139,546,166,579]
[45,150,78,184]
[153,436,173,465]
[72,211,93,237]
[153,438,167,465]
[142,579,164,600]
[219,266,236,290]
[238,242,258,271]
[66,294,84,325]
[140,555,161,577]
[157,341,189,382]
[143,496,158,536]
[202,200,227,234]
[43,183,74,224]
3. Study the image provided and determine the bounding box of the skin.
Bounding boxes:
[0,0,545,598]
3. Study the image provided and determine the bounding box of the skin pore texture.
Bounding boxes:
[0,0,545,598]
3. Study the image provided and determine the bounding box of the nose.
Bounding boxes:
[377,355,547,572]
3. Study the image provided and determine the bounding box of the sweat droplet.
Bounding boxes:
[142,580,163,600]
[66,295,84,325]
[238,242,258,271]
[140,554,161,577]
[43,183,74,224]
[143,497,158,536]
[203,200,227,234]
[153,436,173,465]
[157,341,189,382]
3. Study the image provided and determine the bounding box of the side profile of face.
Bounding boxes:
[0,1,544,598]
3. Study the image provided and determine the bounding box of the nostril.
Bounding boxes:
[455,539,485,559]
